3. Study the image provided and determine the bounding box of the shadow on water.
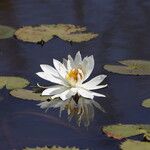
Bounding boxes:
[0,0,150,150]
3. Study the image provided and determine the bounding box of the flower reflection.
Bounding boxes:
[38,96,105,127]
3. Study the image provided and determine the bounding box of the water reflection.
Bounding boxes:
[38,97,105,127]
[73,0,85,24]
[0,0,27,73]
[0,40,28,74]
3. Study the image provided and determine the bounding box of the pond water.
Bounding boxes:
[0,0,150,150]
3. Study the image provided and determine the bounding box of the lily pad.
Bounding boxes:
[104,60,150,75]
[10,89,51,101]
[0,76,29,90]
[15,24,98,43]
[142,98,150,108]
[102,124,150,140]
[23,146,80,150]
[120,140,150,150]
[0,25,16,39]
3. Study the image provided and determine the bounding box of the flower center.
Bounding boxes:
[66,68,84,85]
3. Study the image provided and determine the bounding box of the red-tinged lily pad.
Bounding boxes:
[102,124,150,140]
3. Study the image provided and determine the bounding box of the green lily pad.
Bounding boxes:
[0,25,16,39]
[102,124,150,140]
[104,60,150,75]
[10,89,51,101]
[142,98,150,108]
[23,146,80,150]
[120,140,150,150]
[0,76,29,90]
[15,24,98,43]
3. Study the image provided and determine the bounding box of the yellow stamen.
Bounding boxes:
[66,68,83,84]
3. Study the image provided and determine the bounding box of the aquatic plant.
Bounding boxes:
[104,60,150,75]
[36,51,107,101]
[120,140,150,150]
[0,25,15,39]
[15,24,98,44]
[0,76,29,90]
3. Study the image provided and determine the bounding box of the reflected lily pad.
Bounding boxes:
[104,60,150,75]
[0,76,29,90]
[102,124,150,140]
[10,89,51,101]
[142,98,150,108]
[15,24,98,43]
[120,140,150,150]
[23,146,80,150]
[0,25,16,39]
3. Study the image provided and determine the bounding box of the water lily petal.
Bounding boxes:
[77,88,94,99]
[74,51,82,66]
[91,91,106,97]
[52,88,76,100]
[63,58,67,68]
[53,59,67,78]
[82,75,107,89]
[91,84,107,90]
[40,64,59,78]
[36,72,67,86]
[67,55,75,69]
[82,55,95,81]
[67,59,72,70]
[42,85,67,96]
[82,84,108,90]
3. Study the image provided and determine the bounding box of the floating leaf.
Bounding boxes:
[23,146,80,150]
[142,98,150,108]
[15,24,98,43]
[120,140,150,150]
[10,89,51,101]
[0,25,16,39]
[0,76,29,90]
[102,124,150,140]
[104,60,150,75]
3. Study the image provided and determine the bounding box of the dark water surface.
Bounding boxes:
[0,0,150,150]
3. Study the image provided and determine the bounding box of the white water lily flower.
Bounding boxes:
[36,51,107,101]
